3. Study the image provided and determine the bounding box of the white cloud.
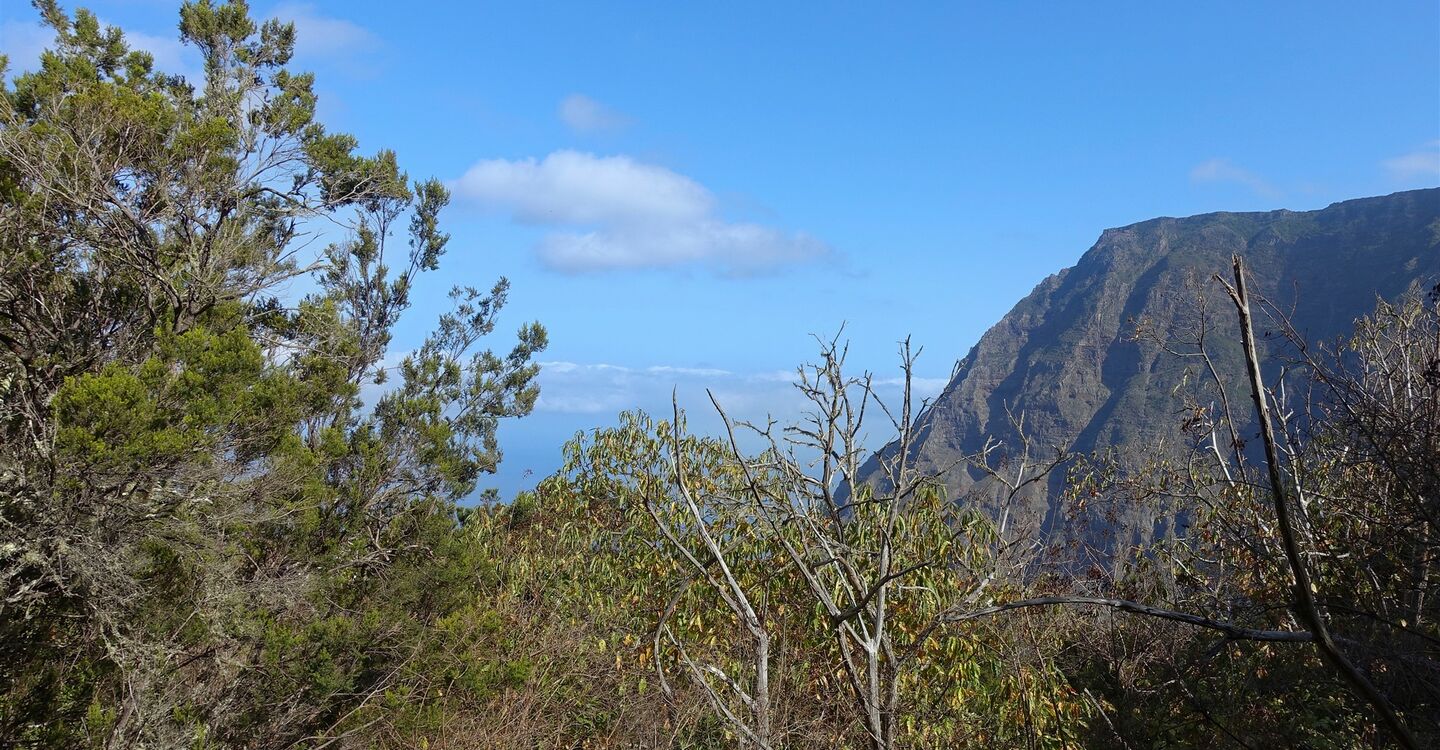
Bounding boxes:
[1382,141,1440,183]
[536,360,807,417]
[0,20,51,76]
[873,376,949,399]
[451,150,834,276]
[537,361,692,416]
[559,93,631,133]
[269,3,379,65]
[753,369,802,383]
[533,359,950,456]
[0,19,198,82]
[536,221,830,276]
[647,365,733,377]
[1190,158,1282,199]
[124,28,203,82]
[455,151,712,225]
[1,5,380,79]
[535,360,946,413]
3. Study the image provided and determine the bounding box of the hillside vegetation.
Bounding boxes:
[2,3,1437,748]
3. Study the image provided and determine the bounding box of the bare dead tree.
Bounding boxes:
[644,397,776,750]
[644,333,1062,749]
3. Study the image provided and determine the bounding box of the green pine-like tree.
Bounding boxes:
[0,1,546,745]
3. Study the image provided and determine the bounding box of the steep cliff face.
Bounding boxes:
[860,188,1440,551]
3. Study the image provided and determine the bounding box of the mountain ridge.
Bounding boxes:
[859,187,1440,551]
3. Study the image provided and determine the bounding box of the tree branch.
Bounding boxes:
[944,595,1314,642]
[1220,255,1419,749]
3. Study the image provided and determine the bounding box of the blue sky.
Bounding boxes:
[4,1,1438,496]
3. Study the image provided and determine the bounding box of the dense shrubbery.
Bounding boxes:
[2,2,1436,747]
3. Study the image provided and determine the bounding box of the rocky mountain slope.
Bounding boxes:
[858,188,1440,554]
